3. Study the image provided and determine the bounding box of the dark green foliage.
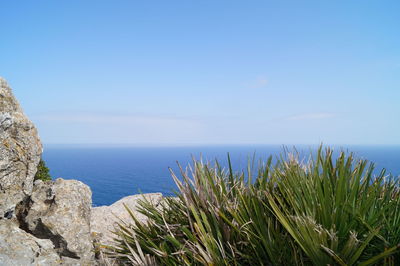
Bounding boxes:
[108,147,400,265]
[34,158,52,181]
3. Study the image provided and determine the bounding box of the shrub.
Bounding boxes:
[108,147,400,265]
[34,158,52,181]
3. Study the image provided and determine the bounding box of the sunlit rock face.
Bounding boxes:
[0,78,95,265]
[25,178,94,263]
[0,77,42,219]
[91,193,163,245]
[0,77,161,265]
[0,221,60,265]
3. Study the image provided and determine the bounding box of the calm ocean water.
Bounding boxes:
[42,145,400,206]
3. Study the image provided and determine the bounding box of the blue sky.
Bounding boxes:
[1,1,399,145]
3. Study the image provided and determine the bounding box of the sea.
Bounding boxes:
[42,145,400,207]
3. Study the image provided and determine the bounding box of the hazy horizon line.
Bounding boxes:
[42,143,400,148]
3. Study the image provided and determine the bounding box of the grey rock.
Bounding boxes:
[0,221,61,266]
[0,77,99,265]
[60,256,92,266]
[24,178,94,263]
[91,193,163,245]
[0,77,42,218]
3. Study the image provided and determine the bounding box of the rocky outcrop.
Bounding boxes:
[23,178,94,263]
[0,221,60,265]
[0,77,42,218]
[91,193,163,245]
[0,77,164,265]
[0,78,94,265]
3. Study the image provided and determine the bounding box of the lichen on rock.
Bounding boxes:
[0,77,95,265]
[24,178,94,262]
[0,221,61,265]
[0,77,42,218]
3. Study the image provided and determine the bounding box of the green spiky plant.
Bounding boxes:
[107,147,400,265]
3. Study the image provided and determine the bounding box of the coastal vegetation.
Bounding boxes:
[109,147,400,265]
[34,159,52,181]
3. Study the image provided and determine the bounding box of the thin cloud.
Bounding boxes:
[34,113,196,124]
[286,113,336,121]
[33,112,207,144]
[245,76,268,88]
[33,113,204,132]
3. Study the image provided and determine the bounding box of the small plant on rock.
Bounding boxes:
[34,158,52,182]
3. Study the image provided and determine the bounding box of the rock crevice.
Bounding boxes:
[15,192,82,260]
[24,179,93,262]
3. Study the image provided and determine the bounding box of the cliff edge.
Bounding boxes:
[0,77,162,265]
[0,77,42,218]
[0,78,94,265]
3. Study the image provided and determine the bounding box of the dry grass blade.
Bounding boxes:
[106,146,400,265]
